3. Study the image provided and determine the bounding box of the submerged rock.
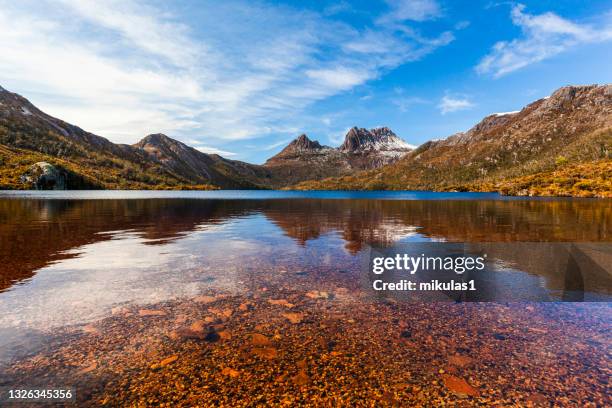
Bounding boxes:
[20,162,67,190]
[221,367,240,378]
[282,312,304,324]
[442,375,480,397]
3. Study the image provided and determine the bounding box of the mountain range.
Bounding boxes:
[263,127,413,185]
[0,84,610,196]
[0,85,413,190]
[294,85,612,197]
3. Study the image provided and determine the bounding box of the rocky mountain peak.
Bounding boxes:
[291,134,322,151]
[540,84,612,112]
[340,127,412,152]
[0,86,30,108]
[133,133,198,166]
[136,133,174,147]
[370,126,396,137]
[269,134,325,160]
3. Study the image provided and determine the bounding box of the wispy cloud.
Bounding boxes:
[323,1,353,17]
[329,128,351,146]
[477,4,612,77]
[0,0,455,156]
[455,20,470,30]
[377,0,442,24]
[392,88,428,112]
[261,138,294,151]
[194,146,237,157]
[305,67,372,93]
[184,139,237,156]
[438,95,474,114]
[393,97,428,112]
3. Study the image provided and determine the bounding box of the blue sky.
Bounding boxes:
[0,0,611,163]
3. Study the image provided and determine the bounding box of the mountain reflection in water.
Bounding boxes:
[0,194,610,406]
[1,197,610,294]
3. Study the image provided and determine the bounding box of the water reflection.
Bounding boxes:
[0,195,610,405]
[1,197,610,292]
[0,197,608,329]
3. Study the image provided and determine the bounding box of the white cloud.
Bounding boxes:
[323,1,353,17]
[262,138,294,151]
[477,4,612,77]
[329,128,352,145]
[56,0,202,68]
[378,0,442,24]
[455,20,470,30]
[184,139,237,156]
[0,0,455,154]
[194,146,237,157]
[305,67,372,91]
[438,95,474,114]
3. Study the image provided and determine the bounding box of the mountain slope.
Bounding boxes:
[2,84,610,195]
[0,86,268,189]
[263,127,413,185]
[291,85,612,197]
[132,133,271,189]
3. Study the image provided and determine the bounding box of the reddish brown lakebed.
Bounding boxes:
[0,191,610,406]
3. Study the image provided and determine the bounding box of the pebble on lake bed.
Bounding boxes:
[150,355,178,370]
[281,312,304,324]
[138,309,167,317]
[221,367,240,378]
[268,299,295,308]
[194,295,216,304]
[443,374,480,397]
[5,282,610,407]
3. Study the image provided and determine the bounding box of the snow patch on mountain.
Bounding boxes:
[340,127,414,152]
[492,110,519,117]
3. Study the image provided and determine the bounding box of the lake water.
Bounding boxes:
[0,191,610,406]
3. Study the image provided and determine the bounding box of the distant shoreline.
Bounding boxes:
[1,189,609,201]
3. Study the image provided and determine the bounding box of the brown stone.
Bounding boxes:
[282,312,304,324]
[221,367,240,378]
[194,295,216,304]
[268,299,294,308]
[175,328,207,340]
[77,361,97,374]
[443,375,479,397]
[251,333,271,346]
[448,354,474,367]
[190,320,207,333]
[252,347,277,359]
[292,369,309,385]
[209,308,233,319]
[218,330,232,340]
[160,355,178,367]
[138,309,166,317]
[526,393,549,406]
[306,291,329,299]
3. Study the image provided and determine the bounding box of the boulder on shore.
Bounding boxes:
[20,162,67,190]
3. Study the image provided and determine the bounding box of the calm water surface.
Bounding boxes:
[0,191,610,406]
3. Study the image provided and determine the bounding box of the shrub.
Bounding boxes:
[555,155,568,166]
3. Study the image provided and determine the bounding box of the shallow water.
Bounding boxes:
[0,191,610,406]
